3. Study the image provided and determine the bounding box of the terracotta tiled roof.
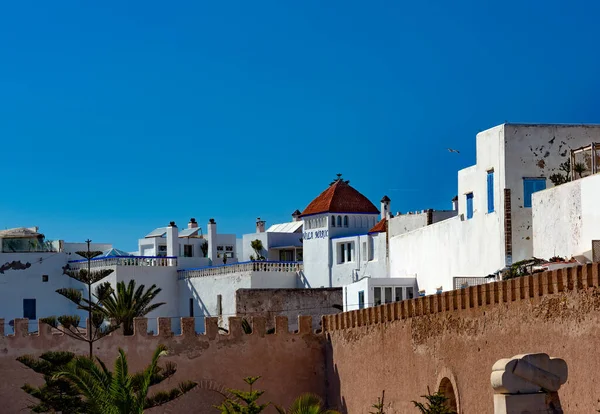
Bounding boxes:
[301,180,380,217]
[368,218,387,234]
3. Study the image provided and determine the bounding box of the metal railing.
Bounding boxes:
[68,255,177,269]
[178,261,303,280]
[453,276,496,290]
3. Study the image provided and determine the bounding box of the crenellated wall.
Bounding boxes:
[323,263,600,413]
[0,316,326,413]
[5,264,600,413]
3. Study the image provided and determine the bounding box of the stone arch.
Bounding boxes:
[438,377,459,413]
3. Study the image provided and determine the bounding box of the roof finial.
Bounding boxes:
[330,173,350,186]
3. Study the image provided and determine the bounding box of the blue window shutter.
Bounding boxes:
[524,180,533,208]
[487,171,494,213]
[466,193,474,219]
[523,178,546,208]
[536,179,546,193]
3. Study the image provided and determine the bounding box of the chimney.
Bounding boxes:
[166,221,179,258]
[188,218,198,229]
[292,210,302,222]
[380,195,391,220]
[452,195,458,211]
[207,219,217,263]
[256,217,266,233]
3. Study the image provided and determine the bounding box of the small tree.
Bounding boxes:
[574,162,587,178]
[54,344,196,414]
[17,351,87,413]
[250,240,265,261]
[275,393,340,414]
[412,388,456,414]
[41,240,118,358]
[201,241,209,258]
[215,376,269,413]
[550,159,571,186]
[369,390,385,414]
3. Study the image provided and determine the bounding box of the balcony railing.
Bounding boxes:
[2,239,61,253]
[178,260,303,280]
[453,276,496,290]
[68,255,177,270]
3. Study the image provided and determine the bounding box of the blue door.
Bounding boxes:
[466,193,474,219]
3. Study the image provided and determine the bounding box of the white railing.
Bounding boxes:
[178,261,303,280]
[68,256,177,270]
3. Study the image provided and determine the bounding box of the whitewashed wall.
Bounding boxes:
[94,266,178,333]
[179,272,253,333]
[389,126,507,295]
[388,214,428,238]
[344,277,417,311]
[302,213,379,288]
[302,213,333,288]
[0,252,83,332]
[504,124,600,262]
[240,232,302,262]
[178,270,297,333]
[389,215,505,295]
[533,172,600,260]
[63,243,112,256]
[330,231,388,287]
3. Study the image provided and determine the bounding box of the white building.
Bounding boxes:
[295,176,417,311]
[300,177,384,288]
[389,123,600,295]
[344,277,417,311]
[138,218,238,269]
[240,213,304,263]
[0,227,111,331]
[532,155,600,262]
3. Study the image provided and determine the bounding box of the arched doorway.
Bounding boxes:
[438,377,458,412]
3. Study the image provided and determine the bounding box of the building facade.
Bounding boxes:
[389,123,600,295]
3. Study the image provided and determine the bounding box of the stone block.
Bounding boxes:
[491,353,568,394]
[493,393,547,414]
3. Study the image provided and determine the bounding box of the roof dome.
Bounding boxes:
[301,177,379,217]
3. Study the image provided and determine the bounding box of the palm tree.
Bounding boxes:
[55,344,196,414]
[275,393,340,414]
[96,280,165,335]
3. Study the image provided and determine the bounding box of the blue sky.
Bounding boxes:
[1,1,599,251]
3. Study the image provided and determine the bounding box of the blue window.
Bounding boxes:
[358,291,365,309]
[23,299,36,320]
[466,193,474,219]
[523,178,546,208]
[331,215,335,227]
[337,216,342,227]
[487,171,494,213]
